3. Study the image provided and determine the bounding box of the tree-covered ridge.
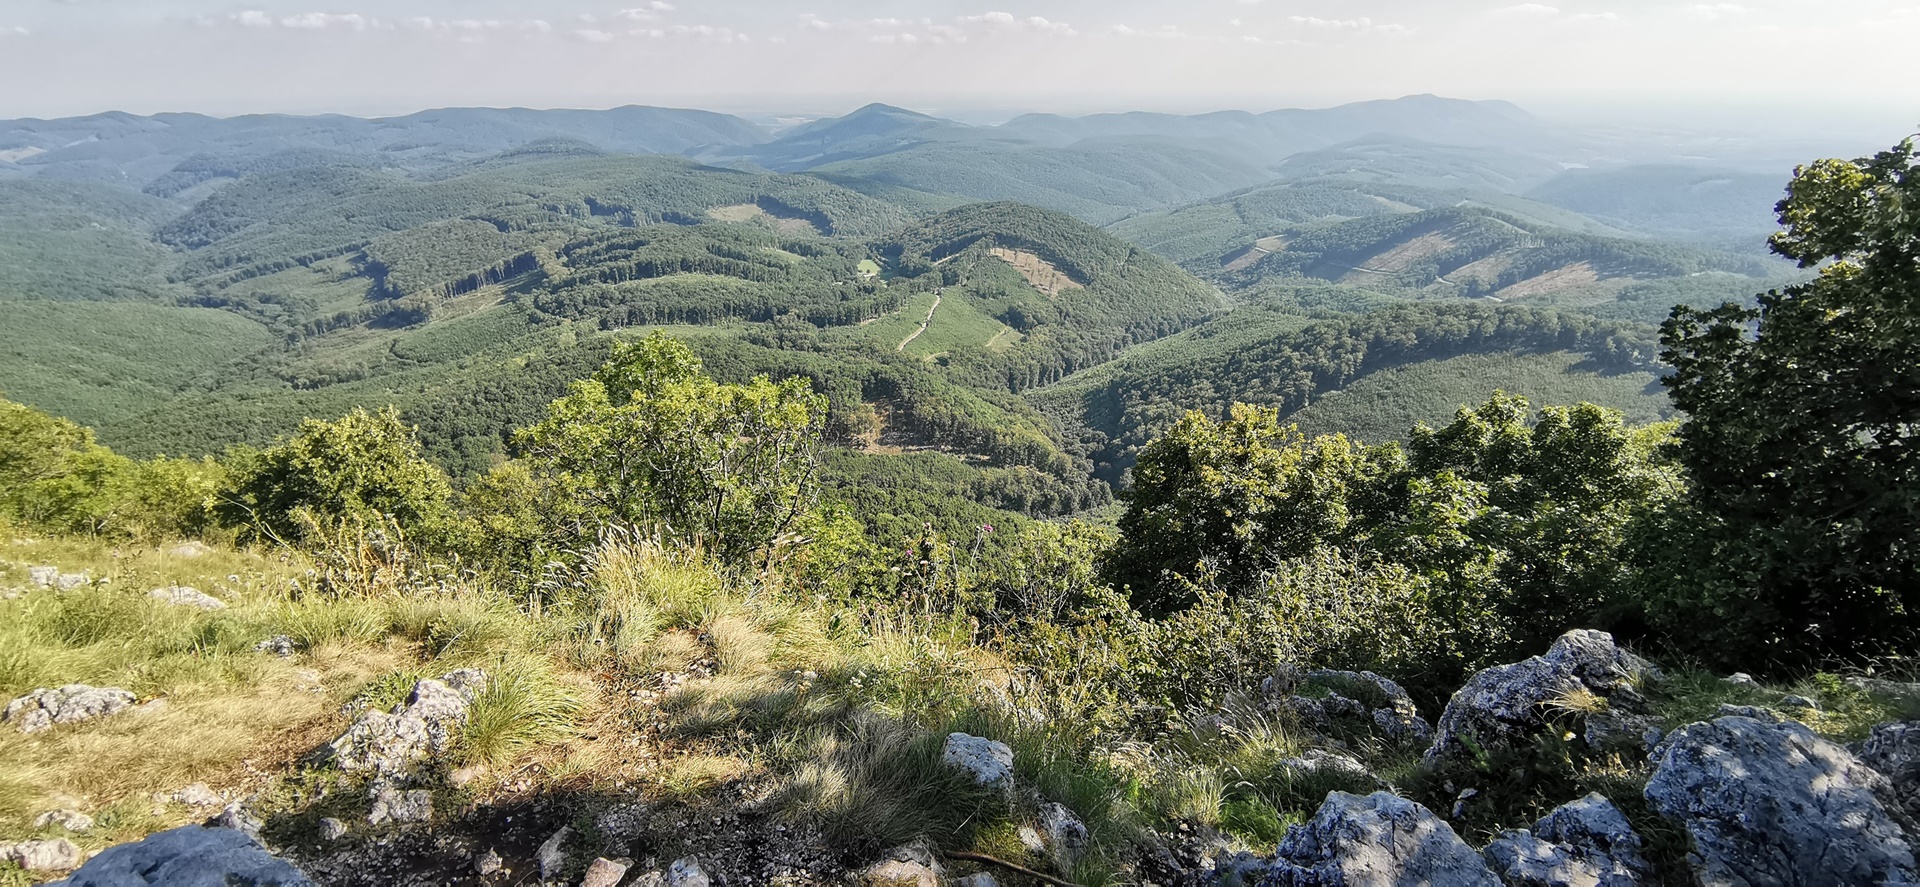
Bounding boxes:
[0,179,189,303]
[876,202,1226,389]
[156,154,910,288]
[1219,206,1773,295]
[1108,179,1631,271]
[1033,302,1660,476]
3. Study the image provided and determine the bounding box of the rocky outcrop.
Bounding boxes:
[1645,715,1918,885]
[1269,668,1433,746]
[1039,801,1090,870]
[1425,630,1654,762]
[941,732,1014,789]
[1855,720,1920,823]
[366,782,433,825]
[148,586,226,610]
[34,809,95,833]
[2,838,83,873]
[324,669,485,777]
[1482,793,1651,887]
[50,825,315,886]
[6,684,137,733]
[1249,791,1501,886]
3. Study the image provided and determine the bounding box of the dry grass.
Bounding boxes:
[989,247,1083,299]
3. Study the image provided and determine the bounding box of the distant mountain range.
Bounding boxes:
[2,95,1830,228]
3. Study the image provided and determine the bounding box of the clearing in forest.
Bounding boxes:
[1343,231,1457,278]
[1223,236,1290,273]
[1497,261,1603,299]
[705,204,823,236]
[988,247,1083,299]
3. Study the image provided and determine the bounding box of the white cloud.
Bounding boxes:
[1,25,26,37]
[959,12,1076,35]
[234,10,274,28]
[573,28,616,42]
[1498,4,1560,15]
[1689,3,1750,18]
[1111,23,1194,39]
[279,13,371,30]
[1286,15,1409,34]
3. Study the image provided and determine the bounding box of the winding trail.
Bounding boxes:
[897,291,942,352]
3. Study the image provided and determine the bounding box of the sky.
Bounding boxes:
[1,0,1916,129]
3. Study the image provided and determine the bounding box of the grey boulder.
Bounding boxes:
[324,668,485,777]
[1425,630,1654,762]
[6,684,137,733]
[1645,715,1917,886]
[148,586,226,610]
[1253,790,1501,886]
[1482,793,1651,887]
[2,838,83,872]
[941,732,1015,789]
[49,826,314,886]
[34,809,95,833]
[1855,720,1920,822]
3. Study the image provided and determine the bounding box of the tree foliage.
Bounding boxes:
[1108,394,1678,678]
[512,331,829,566]
[1649,136,1920,665]
[215,407,453,545]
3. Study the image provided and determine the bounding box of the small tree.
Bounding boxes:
[513,331,828,568]
[1650,136,1920,665]
[216,407,453,546]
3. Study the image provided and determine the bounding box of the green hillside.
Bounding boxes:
[1031,301,1663,477]
[0,301,274,430]
[1288,350,1672,444]
[0,180,188,303]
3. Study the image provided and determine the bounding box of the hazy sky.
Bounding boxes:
[2,0,1916,125]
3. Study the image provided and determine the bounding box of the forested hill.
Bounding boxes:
[877,202,1226,390]
[1031,302,1666,477]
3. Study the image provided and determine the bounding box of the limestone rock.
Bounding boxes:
[57,572,89,590]
[50,825,314,886]
[1425,630,1653,762]
[1849,677,1920,702]
[169,783,225,809]
[1254,791,1500,886]
[1039,801,1089,869]
[33,809,95,833]
[1725,673,1761,689]
[1275,748,1375,781]
[862,844,940,887]
[207,800,263,836]
[474,848,504,876]
[325,669,485,777]
[941,732,1014,789]
[666,855,710,887]
[316,818,348,842]
[538,826,573,881]
[6,684,137,733]
[1778,694,1820,711]
[954,874,999,887]
[582,856,632,887]
[255,636,297,657]
[166,542,215,559]
[1,838,82,873]
[861,859,939,887]
[366,782,432,825]
[30,565,58,587]
[1645,715,1917,885]
[148,586,226,610]
[1855,720,1920,822]
[1482,793,1650,887]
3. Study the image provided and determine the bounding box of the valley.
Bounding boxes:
[3,92,1915,887]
